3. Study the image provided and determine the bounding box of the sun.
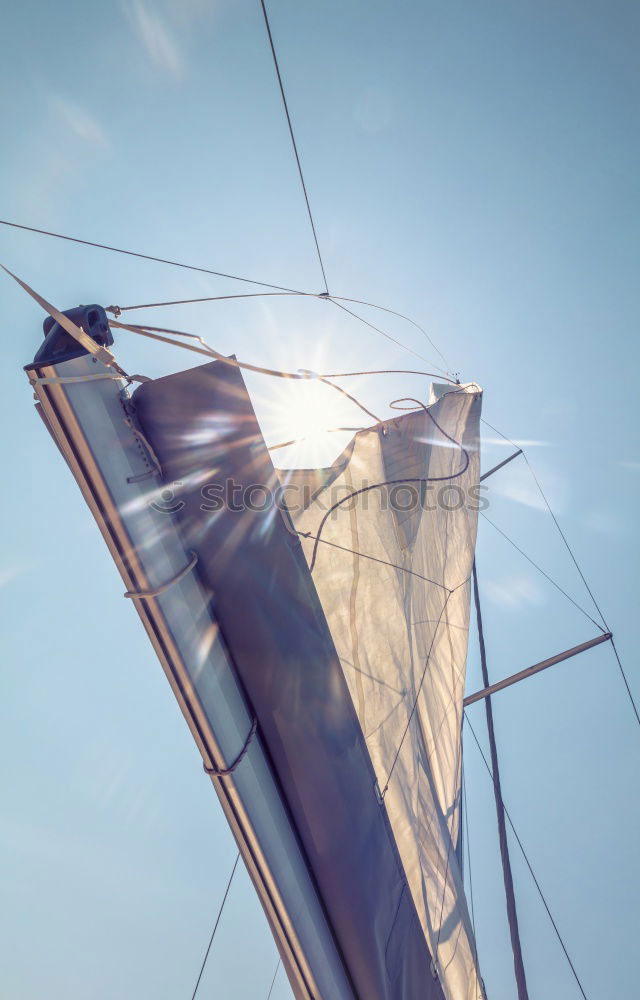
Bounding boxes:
[261,376,367,468]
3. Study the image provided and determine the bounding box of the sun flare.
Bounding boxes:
[262,377,367,469]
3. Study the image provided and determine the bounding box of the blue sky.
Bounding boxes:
[1,1,638,997]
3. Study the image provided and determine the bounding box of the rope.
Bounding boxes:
[112,319,379,422]
[258,0,329,294]
[190,853,240,1000]
[203,717,257,777]
[122,414,163,474]
[482,419,606,626]
[305,398,470,571]
[331,298,438,366]
[111,321,458,387]
[2,264,121,374]
[111,296,445,372]
[28,373,127,386]
[123,551,197,599]
[334,296,451,369]
[464,713,590,1000]
[320,368,456,383]
[107,290,451,373]
[317,376,381,422]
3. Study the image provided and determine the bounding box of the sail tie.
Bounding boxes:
[123,551,198,599]
[203,717,258,778]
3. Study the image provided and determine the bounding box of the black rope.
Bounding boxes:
[190,852,240,1000]
[473,561,530,1000]
[464,713,590,1000]
[258,0,329,294]
[203,718,257,777]
[266,959,281,1000]
[307,399,470,571]
[0,219,301,293]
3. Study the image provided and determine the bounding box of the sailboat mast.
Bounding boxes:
[472,561,530,1000]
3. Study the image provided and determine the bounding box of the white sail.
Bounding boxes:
[281,384,484,1000]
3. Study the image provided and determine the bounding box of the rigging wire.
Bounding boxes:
[472,561,529,1000]
[482,418,640,728]
[111,318,380,421]
[0,218,453,368]
[480,513,606,634]
[266,959,281,1000]
[610,637,640,728]
[190,852,240,1000]
[106,290,451,375]
[111,318,461,441]
[332,297,452,370]
[331,297,440,367]
[464,713,590,1000]
[258,0,329,294]
[0,219,302,293]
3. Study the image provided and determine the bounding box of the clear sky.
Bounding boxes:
[1,1,638,998]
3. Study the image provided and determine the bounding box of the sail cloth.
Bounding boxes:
[279,384,484,1000]
[132,361,448,1000]
[131,359,482,1000]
